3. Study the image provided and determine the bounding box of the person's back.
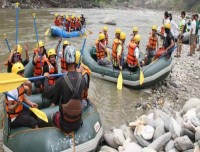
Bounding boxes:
[52,45,86,133]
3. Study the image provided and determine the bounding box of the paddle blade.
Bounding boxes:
[45,28,50,36]
[117,71,123,90]
[30,108,48,123]
[86,29,93,34]
[139,70,144,85]
[0,73,28,93]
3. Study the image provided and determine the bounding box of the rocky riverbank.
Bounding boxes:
[100,98,200,152]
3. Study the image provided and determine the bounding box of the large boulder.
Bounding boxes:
[174,136,194,151]
[180,128,195,141]
[99,16,116,25]
[154,110,171,131]
[148,132,172,151]
[154,124,165,139]
[141,125,155,140]
[104,131,118,149]
[165,140,175,152]
[180,98,200,116]
[124,142,142,152]
[113,129,126,146]
[134,135,151,147]
[168,117,181,139]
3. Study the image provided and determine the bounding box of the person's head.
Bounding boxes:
[181,11,186,18]
[65,45,76,68]
[81,13,84,17]
[195,14,199,20]
[164,23,171,34]
[192,14,195,20]
[12,62,25,76]
[164,11,169,19]
[54,13,58,19]
[133,26,138,36]
[115,28,121,39]
[168,13,172,21]
[103,26,108,33]
[99,33,105,42]
[37,41,45,54]
[134,34,141,45]
[151,25,157,36]
[47,49,56,64]
[71,15,75,20]
[13,44,22,62]
[63,40,70,50]
[120,32,126,43]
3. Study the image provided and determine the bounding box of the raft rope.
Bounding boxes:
[65,131,76,152]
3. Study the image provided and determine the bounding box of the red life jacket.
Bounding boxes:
[95,40,105,60]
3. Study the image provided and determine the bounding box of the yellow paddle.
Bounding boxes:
[117,70,123,90]
[86,28,93,34]
[45,28,50,36]
[138,61,144,85]
[0,73,64,93]
[5,93,48,123]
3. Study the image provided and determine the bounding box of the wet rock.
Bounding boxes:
[165,140,175,152]
[154,124,165,139]
[191,116,200,127]
[103,131,118,149]
[195,127,200,141]
[183,149,195,152]
[148,132,172,151]
[174,135,194,151]
[141,125,154,140]
[124,142,142,152]
[180,128,195,141]
[134,125,145,136]
[142,147,156,152]
[113,129,126,146]
[134,135,151,147]
[121,126,136,142]
[100,146,118,152]
[180,98,200,116]
[169,80,182,88]
[168,117,181,139]
[100,16,116,25]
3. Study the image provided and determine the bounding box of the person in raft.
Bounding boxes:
[155,23,175,59]
[32,41,48,93]
[43,49,58,99]
[112,32,126,70]
[5,63,39,129]
[7,43,29,73]
[51,45,86,133]
[95,33,111,65]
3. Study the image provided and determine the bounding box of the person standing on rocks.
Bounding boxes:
[175,11,186,58]
[195,14,200,52]
[188,14,196,56]
[168,13,179,37]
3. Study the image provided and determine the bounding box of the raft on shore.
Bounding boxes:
[51,25,85,38]
[82,46,173,89]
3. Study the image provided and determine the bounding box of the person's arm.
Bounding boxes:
[117,45,122,69]
[24,97,38,108]
[42,62,49,75]
[8,45,17,63]
[166,39,175,53]
[24,43,29,62]
[181,20,185,35]
[6,90,21,111]
[135,47,139,60]
[33,51,38,64]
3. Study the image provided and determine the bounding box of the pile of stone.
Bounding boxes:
[99,98,200,152]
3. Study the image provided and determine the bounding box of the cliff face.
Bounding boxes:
[1,0,200,13]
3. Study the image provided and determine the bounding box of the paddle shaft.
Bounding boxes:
[78,38,86,68]
[33,17,39,43]
[5,93,30,109]
[15,5,19,44]
[5,38,11,52]
[28,73,64,81]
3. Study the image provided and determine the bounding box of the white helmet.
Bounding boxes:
[65,45,76,63]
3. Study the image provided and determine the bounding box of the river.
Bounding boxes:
[0,8,173,130]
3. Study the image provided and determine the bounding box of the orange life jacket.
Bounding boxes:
[33,50,47,76]
[54,19,61,27]
[45,60,57,86]
[5,85,24,119]
[70,19,76,30]
[60,49,68,73]
[147,34,158,50]
[95,40,105,60]
[80,64,91,100]
[75,20,81,30]
[127,42,138,66]
[160,26,165,36]
[112,38,122,62]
